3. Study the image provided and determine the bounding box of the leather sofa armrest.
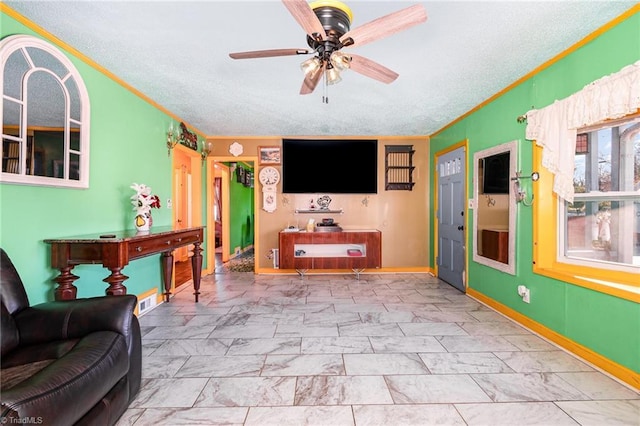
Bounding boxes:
[14,295,137,346]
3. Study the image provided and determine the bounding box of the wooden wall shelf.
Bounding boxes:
[294,209,343,214]
[385,145,415,191]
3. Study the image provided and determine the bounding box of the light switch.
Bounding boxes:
[166,199,172,209]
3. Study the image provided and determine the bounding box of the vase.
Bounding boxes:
[135,212,151,232]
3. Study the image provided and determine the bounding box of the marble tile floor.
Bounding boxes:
[117,273,639,426]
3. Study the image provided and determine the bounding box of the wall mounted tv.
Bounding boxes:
[481,151,510,194]
[282,139,378,194]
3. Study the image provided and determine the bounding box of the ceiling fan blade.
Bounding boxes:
[348,54,398,84]
[282,0,326,38]
[340,4,427,48]
[229,49,311,59]
[300,64,324,95]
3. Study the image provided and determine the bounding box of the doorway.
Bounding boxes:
[435,144,467,292]
[172,144,202,288]
[206,157,258,274]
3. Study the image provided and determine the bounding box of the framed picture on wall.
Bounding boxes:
[259,146,281,165]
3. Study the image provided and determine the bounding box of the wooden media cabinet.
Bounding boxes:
[279,229,381,278]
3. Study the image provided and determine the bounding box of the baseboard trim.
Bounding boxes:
[467,288,639,390]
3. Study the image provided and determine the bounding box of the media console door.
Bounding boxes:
[278,230,382,271]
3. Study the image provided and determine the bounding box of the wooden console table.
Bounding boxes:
[44,226,204,302]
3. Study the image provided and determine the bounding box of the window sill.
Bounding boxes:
[0,173,89,189]
[533,265,639,303]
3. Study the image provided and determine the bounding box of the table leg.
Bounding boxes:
[191,241,203,302]
[103,267,129,296]
[161,251,174,302]
[53,267,79,301]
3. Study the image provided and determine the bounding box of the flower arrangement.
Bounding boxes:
[131,183,160,213]
[131,183,160,230]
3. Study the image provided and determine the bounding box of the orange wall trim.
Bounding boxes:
[467,288,640,391]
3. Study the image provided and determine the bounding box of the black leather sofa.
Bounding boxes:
[1,248,142,425]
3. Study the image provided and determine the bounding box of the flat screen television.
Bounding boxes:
[282,139,378,194]
[482,151,510,194]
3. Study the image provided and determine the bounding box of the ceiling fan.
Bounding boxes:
[229,0,427,102]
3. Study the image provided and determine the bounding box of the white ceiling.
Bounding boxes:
[5,1,636,137]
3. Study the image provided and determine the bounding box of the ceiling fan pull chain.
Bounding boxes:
[323,69,329,104]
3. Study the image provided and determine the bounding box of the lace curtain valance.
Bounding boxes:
[524,60,640,202]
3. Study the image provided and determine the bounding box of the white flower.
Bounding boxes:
[131,183,154,215]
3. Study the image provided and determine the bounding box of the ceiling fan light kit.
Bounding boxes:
[329,51,351,71]
[326,66,342,85]
[229,0,427,103]
[300,56,322,78]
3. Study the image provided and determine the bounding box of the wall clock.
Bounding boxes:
[259,166,280,186]
[259,166,280,212]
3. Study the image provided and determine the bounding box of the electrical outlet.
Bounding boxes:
[517,285,531,303]
[468,198,475,209]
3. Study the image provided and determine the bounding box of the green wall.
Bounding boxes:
[228,164,255,256]
[0,12,201,304]
[430,11,640,373]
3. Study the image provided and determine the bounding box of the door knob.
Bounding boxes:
[457,225,464,231]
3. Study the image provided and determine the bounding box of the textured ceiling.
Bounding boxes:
[4,1,636,137]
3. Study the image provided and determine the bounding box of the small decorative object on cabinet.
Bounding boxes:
[130,183,161,232]
[316,195,332,210]
[135,212,151,232]
[385,145,415,190]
